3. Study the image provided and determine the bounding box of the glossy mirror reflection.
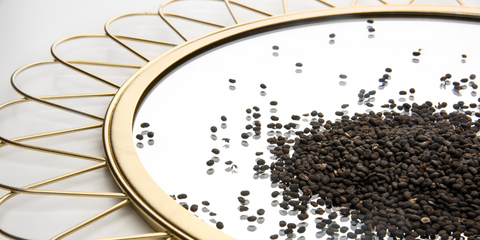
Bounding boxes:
[134,17,480,239]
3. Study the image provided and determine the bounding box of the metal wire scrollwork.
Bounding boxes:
[0,0,475,239]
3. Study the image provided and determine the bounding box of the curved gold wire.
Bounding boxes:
[164,13,226,28]
[104,12,179,62]
[91,232,172,240]
[51,199,130,240]
[10,60,137,121]
[158,0,276,42]
[0,183,125,198]
[229,1,273,16]
[50,34,129,89]
[0,125,106,162]
[316,0,336,8]
[0,163,108,240]
[283,0,288,13]
[223,0,240,24]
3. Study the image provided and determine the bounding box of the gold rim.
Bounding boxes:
[104,5,480,240]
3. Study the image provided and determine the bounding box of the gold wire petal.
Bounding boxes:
[51,199,130,240]
[104,12,179,62]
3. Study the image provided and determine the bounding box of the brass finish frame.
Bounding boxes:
[0,1,479,239]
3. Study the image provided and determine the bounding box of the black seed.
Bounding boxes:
[178,193,187,199]
[316,222,326,229]
[221,115,227,121]
[238,197,246,204]
[279,221,286,227]
[298,213,309,220]
[272,45,279,50]
[297,226,306,233]
[340,226,349,233]
[462,54,467,58]
[136,134,143,140]
[328,212,338,219]
[287,223,297,229]
[385,67,392,72]
[253,106,260,111]
[399,90,407,95]
[241,190,250,196]
[296,62,303,67]
[247,216,257,222]
[335,111,344,116]
[140,122,150,128]
[246,108,252,113]
[272,191,280,198]
[190,204,198,212]
[461,78,469,83]
[257,209,265,215]
[216,222,224,229]
[347,232,357,239]
[239,206,249,212]
[270,101,278,106]
[210,212,216,216]
[211,148,220,154]
[210,126,217,133]
[229,78,236,83]
[341,104,349,109]
[413,51,421,56]
[241,133,249,139]
[339,74,347,79]
[329,33,336,38]
[260,84,267,89]
[253,113,261,119]
[367,19,374,23]
[206,160,214,166]
[270,234,279,239]
[368,27,375,32]
[470,74,476,80]
[202,201,210,206]
[366,102,374,107]
[271,116,279,121]
[409,88,415,94]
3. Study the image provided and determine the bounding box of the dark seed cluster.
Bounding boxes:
[268,102,480,239]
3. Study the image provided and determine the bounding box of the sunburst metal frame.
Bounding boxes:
[0,1,478,239]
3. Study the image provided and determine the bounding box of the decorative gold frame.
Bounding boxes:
[1,1,480,240]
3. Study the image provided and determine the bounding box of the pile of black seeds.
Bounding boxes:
[268,102,480,239]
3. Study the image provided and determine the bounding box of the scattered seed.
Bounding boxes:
[178,194,187,199]
[211,148,220,154]
[216,222,224,229]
